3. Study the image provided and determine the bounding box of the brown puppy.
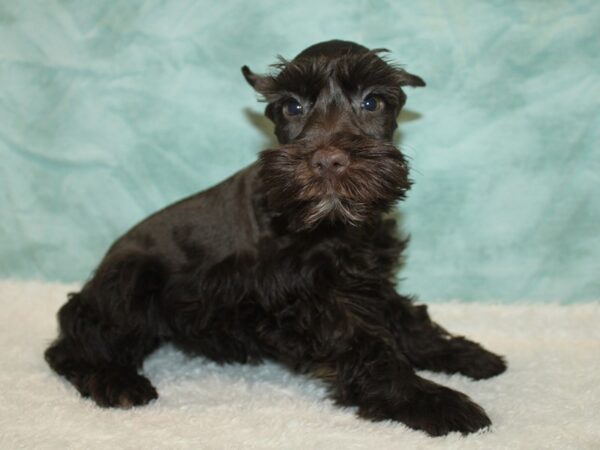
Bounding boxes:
[45,40,506,436]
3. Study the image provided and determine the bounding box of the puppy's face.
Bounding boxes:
[243,41,425,231]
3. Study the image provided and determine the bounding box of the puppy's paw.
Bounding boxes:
[85,368,158,408]
[383,381,492,436]
[457,345,507,380]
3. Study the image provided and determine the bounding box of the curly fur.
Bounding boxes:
[259,134,411,230]
[45,39,506,437]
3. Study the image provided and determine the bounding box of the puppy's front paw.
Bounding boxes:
[392,382,491,436]
[457,344,507,380]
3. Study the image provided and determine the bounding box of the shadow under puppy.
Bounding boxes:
[45,40,506,437]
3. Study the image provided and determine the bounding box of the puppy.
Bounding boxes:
[45,40,506,436]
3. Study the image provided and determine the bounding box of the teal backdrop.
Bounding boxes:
[1,0,599,302]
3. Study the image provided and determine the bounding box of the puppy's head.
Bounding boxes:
[243,40,425,231]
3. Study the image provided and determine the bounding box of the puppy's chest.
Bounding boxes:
[255,231,397,289]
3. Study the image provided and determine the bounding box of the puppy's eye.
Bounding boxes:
[361,94,383,112]
[283,99,303,117]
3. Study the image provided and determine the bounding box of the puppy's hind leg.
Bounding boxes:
[45,252,168,407]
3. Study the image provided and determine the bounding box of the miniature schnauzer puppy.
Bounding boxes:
[45,40,506,436]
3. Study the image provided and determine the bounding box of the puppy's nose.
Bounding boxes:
[311,148,349,176]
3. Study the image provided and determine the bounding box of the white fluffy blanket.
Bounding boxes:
[1,281,598,449]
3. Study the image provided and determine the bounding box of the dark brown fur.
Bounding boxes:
[45,40,506,436]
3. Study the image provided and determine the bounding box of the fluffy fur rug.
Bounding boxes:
[1,280,598,449]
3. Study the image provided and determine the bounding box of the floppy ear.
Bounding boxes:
[241,66,275,96]
[397,69,426,88]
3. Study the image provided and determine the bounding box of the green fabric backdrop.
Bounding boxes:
[1,0,599,302]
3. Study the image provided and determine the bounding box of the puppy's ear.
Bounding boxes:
[241,66,275,97]
[397,69,426,88]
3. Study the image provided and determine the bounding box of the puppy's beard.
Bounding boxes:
[259,136,411,232]
[304,195,364,228]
